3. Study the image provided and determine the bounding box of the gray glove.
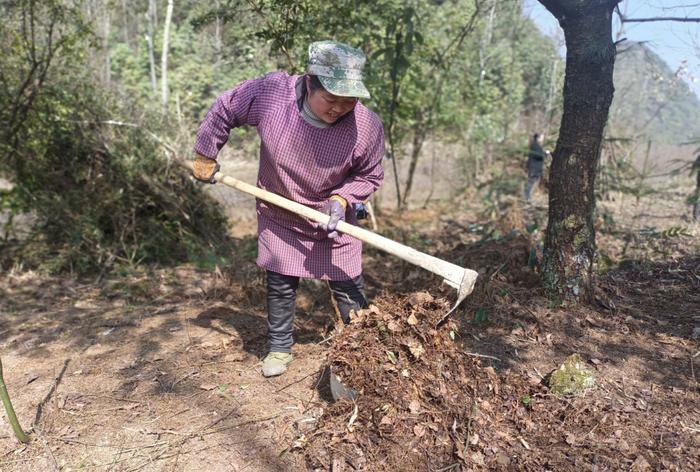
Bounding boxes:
[320,197,346,238]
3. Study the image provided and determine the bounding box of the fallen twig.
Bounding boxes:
[691,349,698,393]
[680,422,700,433]
[347,403,359,432]
[33,358,71,427]
[465,352,501,362]
[275,370,317,393]
[34,427,59,471]
[205,411,284,436]
[433,462,460,472]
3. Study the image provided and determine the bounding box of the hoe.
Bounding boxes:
[179,160,478,399]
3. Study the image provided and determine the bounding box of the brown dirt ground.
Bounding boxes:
[0,188,698,471]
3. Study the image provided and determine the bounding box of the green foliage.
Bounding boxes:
[547,354,595,396]
[639,226,692,239]
[1,0,569,272]
[196,1,561,193]
[0,0,232,274]
[473,307,488,324]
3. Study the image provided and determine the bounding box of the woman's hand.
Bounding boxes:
[192,154,220,183]
[321,195,347,238]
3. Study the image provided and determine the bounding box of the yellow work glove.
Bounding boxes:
[192,154,220,183]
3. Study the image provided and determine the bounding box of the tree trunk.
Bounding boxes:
[146,0,157,94]
[538,0,619,302]
[543,58,559,138]
[214,0,223,67]
[103,5,111,85]
[161,0,174,115]
[121,0,130,46]
[401,112,428,208]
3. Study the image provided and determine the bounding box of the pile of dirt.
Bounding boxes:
[305,293,502,470]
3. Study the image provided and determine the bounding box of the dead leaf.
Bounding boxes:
[495,451,510,466]
[25,372,39,384]
[630,455,651,471]
[408,400,421,414]
[406,342,425,360]
[565,433,577,445]
[408,291,433,306]
[471,451,485,466]
[199,383,217,391]
[413,424,426,437]
[292,434,307,450]
[407,313,419,325]
[617,439,630,452]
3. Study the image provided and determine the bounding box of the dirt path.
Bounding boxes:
[0,268,338,471]
[0,192,698,471]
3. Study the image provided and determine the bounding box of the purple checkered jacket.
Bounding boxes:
[194,72,385,280]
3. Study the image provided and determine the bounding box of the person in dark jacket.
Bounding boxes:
[692,153,700,221]
[523,133,550,201]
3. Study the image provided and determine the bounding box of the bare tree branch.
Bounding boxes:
[621,16,700,23]
[661,2,700,9]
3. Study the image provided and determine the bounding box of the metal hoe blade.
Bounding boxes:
[329,367,357,401]
[437,267,479,326]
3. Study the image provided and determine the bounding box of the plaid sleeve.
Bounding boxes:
[333,122,385,204]
[193,76,265,159]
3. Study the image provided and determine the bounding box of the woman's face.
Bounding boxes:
[306,77,358,124]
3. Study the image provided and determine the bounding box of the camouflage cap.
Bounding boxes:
[307,40,370,99]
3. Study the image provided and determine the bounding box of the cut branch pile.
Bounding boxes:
[305,293,499,470]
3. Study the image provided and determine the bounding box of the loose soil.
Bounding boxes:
[0,189,698,471]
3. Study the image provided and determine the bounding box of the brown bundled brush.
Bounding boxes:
[305,293,497,470]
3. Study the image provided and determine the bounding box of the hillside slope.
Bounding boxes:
[609,41,700,145]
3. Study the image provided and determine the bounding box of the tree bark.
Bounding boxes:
[146,0,157,95]
[103,4,111,85]
[401,112,428,208]
[121,0,131,46]
[538,0,620,302]
[161,0,174,115]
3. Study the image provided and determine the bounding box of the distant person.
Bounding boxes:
[191,41,385,378]
[693,153,700,222]
[523,133,551,202]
